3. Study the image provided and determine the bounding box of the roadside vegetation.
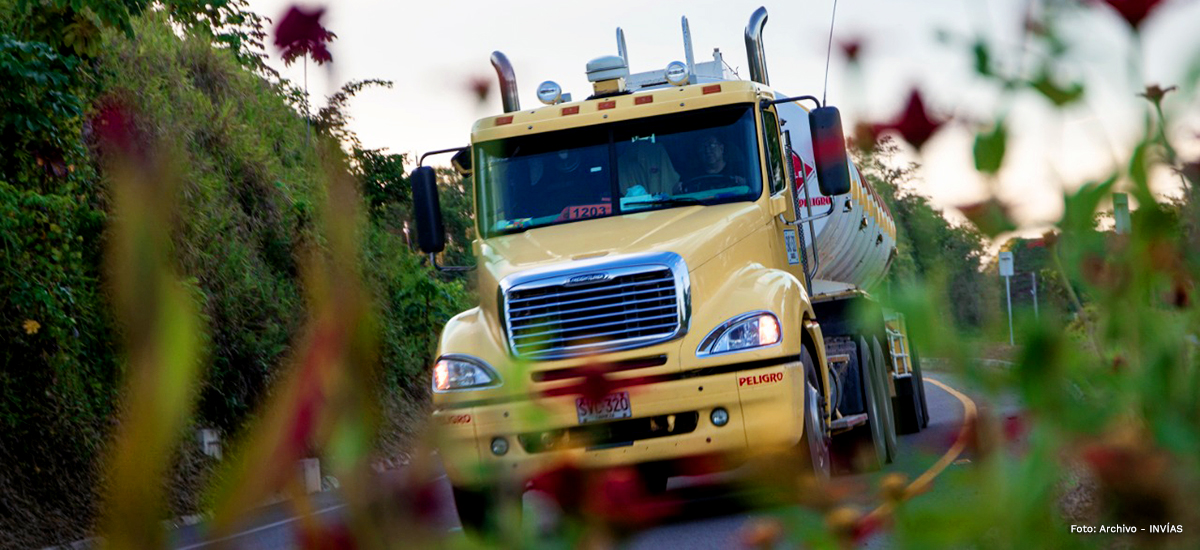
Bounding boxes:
[0,1,469,546]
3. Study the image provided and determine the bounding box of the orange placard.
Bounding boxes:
[557,202,612,221]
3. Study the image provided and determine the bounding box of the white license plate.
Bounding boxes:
[575,392,632,424]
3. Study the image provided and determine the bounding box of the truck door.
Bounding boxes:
[762,106,806,285]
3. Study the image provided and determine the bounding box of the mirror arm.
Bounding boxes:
[417,146,475,273]
[427,252,475,273]
[776,201,834,226]
[419,146,470,167]
[789,201,835,225]
[761,95,822,109]
[777,202,832,284]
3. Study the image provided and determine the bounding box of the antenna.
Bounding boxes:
[821,0,840,107]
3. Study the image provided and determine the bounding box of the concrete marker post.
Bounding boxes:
[999,251,1014,345]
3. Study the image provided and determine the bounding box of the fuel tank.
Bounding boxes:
[777,100,897,291]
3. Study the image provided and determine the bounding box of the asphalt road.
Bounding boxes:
[170,369,1019,549]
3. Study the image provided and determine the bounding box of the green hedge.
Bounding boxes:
[0,10,470,546]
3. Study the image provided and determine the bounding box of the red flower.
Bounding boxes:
[956,198,1015,238]
[551,362,620,403]
[585,467,680,525]
[1139,83,1176,104]
[467,75,491,103]
[874,89,944,151]
[297,521,357,550]
[528,462,587,511]
[1092,0,1164,30]
[838,38,863,64]
[852,512,887,543]
[1180,160,1199,187]
[274,5,336,65]
[1003,414,1026,442]
[1024,13,1047,36]
[89,96,153,168]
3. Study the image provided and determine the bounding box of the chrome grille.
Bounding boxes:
[502,253,688,359]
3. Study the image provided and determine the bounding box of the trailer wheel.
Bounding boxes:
[911,341,930,428]
[872,336,898,461]
[849,336,887,471]
[799,344,831,478]
[890,335,929,434]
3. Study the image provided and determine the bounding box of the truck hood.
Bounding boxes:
[480,201,767,282]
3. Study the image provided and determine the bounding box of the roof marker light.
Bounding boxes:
[702,84,722,94]
[537,80,563,105]
[635,95,653,105]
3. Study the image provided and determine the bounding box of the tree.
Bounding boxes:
[855,137,994,330]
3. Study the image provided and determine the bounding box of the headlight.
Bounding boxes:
[432,355,502,392]
[697,311,781,357]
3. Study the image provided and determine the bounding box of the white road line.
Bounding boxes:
[176,503,348,550]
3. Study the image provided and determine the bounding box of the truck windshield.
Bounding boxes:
[475,105,762,237]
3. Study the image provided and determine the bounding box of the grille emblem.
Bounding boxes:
[564,272,610,286]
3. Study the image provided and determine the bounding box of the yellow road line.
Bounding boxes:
[865,376,977,521]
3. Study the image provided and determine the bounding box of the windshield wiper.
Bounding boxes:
[494,225,532,236]
[623,196,706,209]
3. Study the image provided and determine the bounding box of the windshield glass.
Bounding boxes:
[475,105,762,237]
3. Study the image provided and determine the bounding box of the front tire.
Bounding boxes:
[799,344,831,478]
[451,484,522,538]
[451,484,490,535]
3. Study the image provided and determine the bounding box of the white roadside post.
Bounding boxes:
[999,251,1014,345]
[1113,193,1132,235]
[1031,272,1039,321]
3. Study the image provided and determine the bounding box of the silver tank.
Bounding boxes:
[778,101,897,291]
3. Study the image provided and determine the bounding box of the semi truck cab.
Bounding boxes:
[409,7,928,533]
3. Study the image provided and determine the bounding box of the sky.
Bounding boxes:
[248,0,1200,232]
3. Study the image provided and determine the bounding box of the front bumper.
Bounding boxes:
[432,360,805,487]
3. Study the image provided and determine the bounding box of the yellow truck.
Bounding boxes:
[409,7,929,532]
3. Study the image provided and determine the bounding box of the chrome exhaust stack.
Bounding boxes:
[617,27,629,65]
[744,7,769,86]
[490,51,520,113]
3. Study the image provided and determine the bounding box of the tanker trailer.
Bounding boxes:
[777,100,931,454]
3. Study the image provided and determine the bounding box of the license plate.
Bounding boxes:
[575,392,632,424]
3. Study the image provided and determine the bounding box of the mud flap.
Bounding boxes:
[891,373,923,435]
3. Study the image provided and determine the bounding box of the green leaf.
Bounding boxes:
[973,119,1008,175]
[1060,175,1117,235]
[1030,69,1084,107]
[972,39,991,77]
[1129,140,1148,192]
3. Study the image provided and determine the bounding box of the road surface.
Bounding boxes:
[171,369,1018,549]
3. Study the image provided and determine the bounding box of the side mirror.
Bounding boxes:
[411,166,446,254]
[451,147,473,177]
[808,106,852,196]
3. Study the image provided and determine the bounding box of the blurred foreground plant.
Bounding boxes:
[846,1,1200,548]
[89,1,1200,549]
